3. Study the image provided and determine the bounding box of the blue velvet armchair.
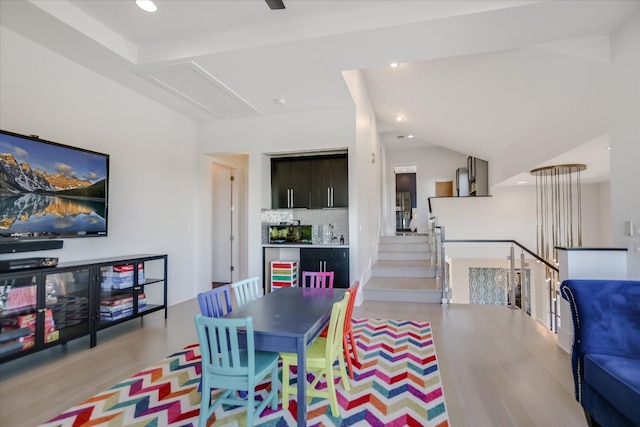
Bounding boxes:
[560,279,640,427]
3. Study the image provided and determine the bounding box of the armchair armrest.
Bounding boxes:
[560,279,640,400]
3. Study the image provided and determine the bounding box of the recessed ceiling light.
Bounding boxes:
[517,181,527,184]
[390,62,399,68]
[395,115,404,122]
[407,134,414,139]
[273,97,287,105]
[136,0,157,12]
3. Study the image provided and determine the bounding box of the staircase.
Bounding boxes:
[364,234,442,304]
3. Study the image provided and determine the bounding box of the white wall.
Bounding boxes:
[431,183,608,251]
[597,182,613,246]
[342,69,383,296]
[383,147,468,235]
[0,27,200,306]
[610,10,640,279]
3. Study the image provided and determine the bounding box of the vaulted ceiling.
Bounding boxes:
[1,0,637,185]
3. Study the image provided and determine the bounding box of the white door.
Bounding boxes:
[212,164,237,283]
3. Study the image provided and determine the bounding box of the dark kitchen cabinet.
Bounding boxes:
[272,154,348,209]
[300,247,349,288]
[309,155,348,208]
[271,157,311,208]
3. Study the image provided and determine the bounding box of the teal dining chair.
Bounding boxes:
[196,285,233,393]
[231,276,262,307]
[194,314,279,427]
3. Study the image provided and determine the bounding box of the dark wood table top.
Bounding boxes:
[225,287,346,337]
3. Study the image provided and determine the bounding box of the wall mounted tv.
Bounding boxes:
[0,129,109,240]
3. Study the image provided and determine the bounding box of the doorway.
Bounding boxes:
[211,163,238,285]
[394,166,417,233]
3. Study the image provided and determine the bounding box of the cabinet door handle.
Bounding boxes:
[331,187,334,207]
[290,188,294,208]
[327,187,331,207]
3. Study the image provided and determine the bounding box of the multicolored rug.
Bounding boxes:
[40,318,449,426]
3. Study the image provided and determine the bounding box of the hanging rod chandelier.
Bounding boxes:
[530,163,587,265]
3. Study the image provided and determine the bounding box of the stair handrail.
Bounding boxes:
[428,216,557,273]
[429,216,560,326]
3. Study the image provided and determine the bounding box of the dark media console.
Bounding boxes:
[0,240,64,254]
[0,257,59,272]
[0,254,168,363]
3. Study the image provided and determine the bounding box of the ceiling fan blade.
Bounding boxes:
[265,0,285,10]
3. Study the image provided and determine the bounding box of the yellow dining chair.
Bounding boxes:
[319,281,360,379]
[280,291,350,417]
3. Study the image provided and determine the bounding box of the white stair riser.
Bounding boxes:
[377,252,431,261]
[368,235,438,302]
[378,243,430,252]
[371,267,436,278]
[380,235,429,243]
[364,289,442,303]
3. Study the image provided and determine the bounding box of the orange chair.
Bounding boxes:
[302,271,334,288]
[320,281,360,379]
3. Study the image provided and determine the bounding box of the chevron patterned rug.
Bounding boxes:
[40,318,449,427]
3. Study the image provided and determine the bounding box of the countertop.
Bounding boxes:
[263,244,349,249]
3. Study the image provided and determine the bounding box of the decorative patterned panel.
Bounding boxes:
[468,267,507,305]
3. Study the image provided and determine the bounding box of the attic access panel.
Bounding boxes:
[137,61,260,118]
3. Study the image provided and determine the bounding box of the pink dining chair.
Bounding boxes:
[302,271,334,288]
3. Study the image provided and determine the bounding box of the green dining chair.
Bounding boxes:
[194,314,279,427]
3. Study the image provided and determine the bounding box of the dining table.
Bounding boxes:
[224,286,346,427]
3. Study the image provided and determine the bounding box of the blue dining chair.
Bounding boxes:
[198,285,233,318]
[194,314,279,427]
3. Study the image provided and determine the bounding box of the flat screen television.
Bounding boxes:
[0,129,109,240]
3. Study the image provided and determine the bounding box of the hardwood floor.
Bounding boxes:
[0,298,586,427]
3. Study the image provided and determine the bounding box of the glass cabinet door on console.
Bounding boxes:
[137,257,167,316]
[98,263,137,326]
[45,268,91,345]
[0,273,38,359]
[97,257,166,329]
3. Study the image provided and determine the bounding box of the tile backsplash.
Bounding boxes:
[261,208,349,244]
